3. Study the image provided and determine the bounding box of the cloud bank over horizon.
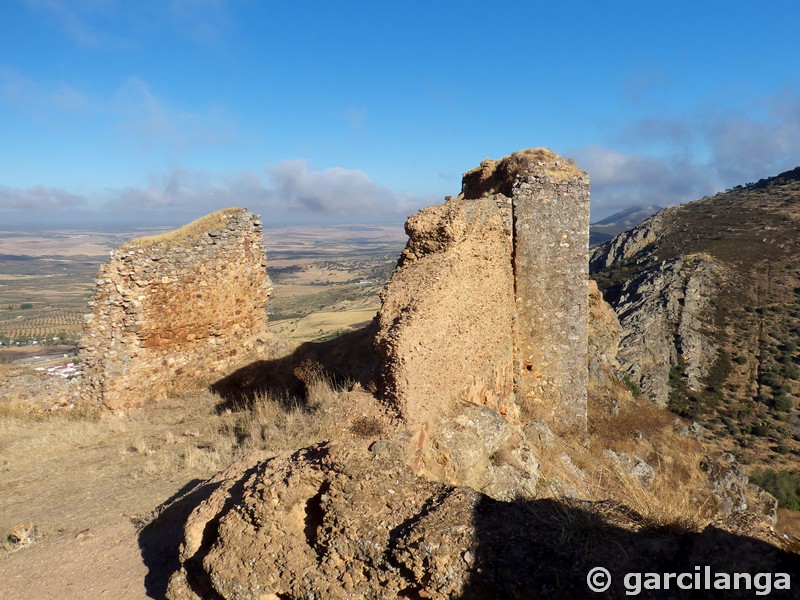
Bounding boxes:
[5,86,800,227]
[0,160,437,227]
[572,89,800,218]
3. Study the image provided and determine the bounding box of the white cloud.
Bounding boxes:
[25,0,233,47]
[0,66,90,113]
[25,0,128,48]
[0,185,87,211]
[573,89,800,219]
[266,160,412,215]
[101,161,431,224]
[572,146,717,218]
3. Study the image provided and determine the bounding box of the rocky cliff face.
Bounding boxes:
[606,253,723,407]
[79,208,271,410]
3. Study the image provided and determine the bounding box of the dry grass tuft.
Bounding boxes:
[350,416,384,438]
[121,207,241,251]
[541,501,611,552]
[0,402,40,421]
[605,466,714,534]
[589,397,676,453]
[1,521,38,554]
[225,386,341,453]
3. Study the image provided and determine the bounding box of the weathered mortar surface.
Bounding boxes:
[79,208,271,410]
[374,149,589,498]
[375,196,516,426]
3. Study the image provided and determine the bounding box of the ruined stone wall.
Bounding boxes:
[377,149,589,435]
[376,196,516,426]
[507,153,590,433]
[79,208,271,410]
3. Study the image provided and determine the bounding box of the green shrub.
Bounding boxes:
[751,423,771,437]
[773,394,793,412]
[622,376,642,399]
[783,364,799,380]
[19,303,33,310]
[749,469,800,510]
[760,371,781,389]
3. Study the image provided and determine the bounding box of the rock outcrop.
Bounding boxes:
[79,208,271,410]
[166,443,799,600]
[589,207,671,272]
[610,254,723,407]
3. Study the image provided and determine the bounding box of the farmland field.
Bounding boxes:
[0,226,163,348]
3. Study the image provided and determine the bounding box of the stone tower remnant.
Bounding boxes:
[79,208,271,410]
[377,149,589,435]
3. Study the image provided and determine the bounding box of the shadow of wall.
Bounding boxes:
[210,323,380,410]
[462,497,800,599]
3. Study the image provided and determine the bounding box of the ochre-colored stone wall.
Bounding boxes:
[79,208,271,410]
[376,196,516,426]
[376,149,589,435]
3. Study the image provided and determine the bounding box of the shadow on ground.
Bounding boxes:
[138,480,221,599]
[461,496,800,599]
[210,323,379,409]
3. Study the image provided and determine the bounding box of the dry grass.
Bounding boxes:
[128,368,348,477]
[1,366,351,494]
[121,207,240,251]
[776,508,800,540]
[604,466,714,534]
[1,521,37,554]
[0,399,102,423]
[532,393,716,534]
[589,397,677,454]
[224,387,342,453]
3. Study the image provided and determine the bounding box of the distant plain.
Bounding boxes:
[0,223,406,360]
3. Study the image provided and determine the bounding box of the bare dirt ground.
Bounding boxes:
[0,355,391,600]
[0,395,247,599]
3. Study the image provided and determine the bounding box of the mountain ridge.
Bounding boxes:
[590,204,663,246]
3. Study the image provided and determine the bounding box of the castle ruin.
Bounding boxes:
[376,149,589,435]
[79,208,271,410]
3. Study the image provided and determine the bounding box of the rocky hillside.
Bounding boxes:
[591,167,800,470]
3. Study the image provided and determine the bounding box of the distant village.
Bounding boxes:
[33,362,82,380]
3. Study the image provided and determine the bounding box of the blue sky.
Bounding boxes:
[2,0,800,226]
